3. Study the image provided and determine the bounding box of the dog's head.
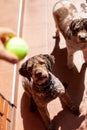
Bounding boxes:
[19,54,55,85]
[67,18,87,43]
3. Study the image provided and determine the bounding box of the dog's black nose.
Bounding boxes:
[79,36,85,40]
[35,71,42,77]
[79,35,87,41]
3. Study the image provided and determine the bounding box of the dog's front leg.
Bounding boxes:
[67,49,80,73]
[60,90,80,116]
[67,49,75,69]
[38,106,55,130]
[66,40,75,69]
[38,106,50,129]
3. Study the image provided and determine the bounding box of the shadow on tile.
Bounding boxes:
[51,35,86,130]
[21,92,45,130]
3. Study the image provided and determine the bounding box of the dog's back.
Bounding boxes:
[53,0,77,36]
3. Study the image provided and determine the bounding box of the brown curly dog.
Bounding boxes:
[19,54,80,130]
[53,0,87,71]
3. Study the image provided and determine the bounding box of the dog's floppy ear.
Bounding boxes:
[67,29,72,39]
[69,19,81,35]
[19,60,31,81]
[43,54,55,71]
[67,19,80,39]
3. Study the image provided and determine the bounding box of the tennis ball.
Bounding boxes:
[5,37,28,60]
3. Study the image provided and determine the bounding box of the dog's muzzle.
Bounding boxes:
[33,74,54,91]
[33,69,49,82]
[78,32,87,41]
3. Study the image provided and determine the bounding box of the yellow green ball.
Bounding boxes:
[5,37,28,60]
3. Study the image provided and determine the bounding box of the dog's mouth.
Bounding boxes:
[38,76,47,80]
[34,75,49,85]
[32,69,49,85]
[33,74,53,92]
[32,71,50,86]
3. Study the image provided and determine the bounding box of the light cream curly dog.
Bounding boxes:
[19,54,80,130]
[53,0,87,70]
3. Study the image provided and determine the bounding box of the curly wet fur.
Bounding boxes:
[19,54,80,130]
[53,0,87,70]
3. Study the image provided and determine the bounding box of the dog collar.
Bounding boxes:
[33,76,55,92]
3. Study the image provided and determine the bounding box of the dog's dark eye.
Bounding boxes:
[73,28,80,35]
[27,66,32,72]
[83,21,87,30]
